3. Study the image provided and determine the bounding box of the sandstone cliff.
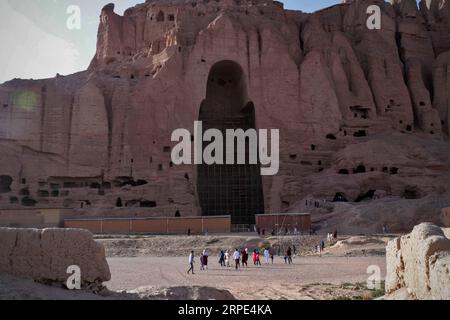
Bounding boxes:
[1,0,450,232]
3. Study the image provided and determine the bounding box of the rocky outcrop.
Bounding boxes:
[419,0,450,56]
[441,208,450,227]
[0,228,111,288]
[406,59,442,136]
[432,51,450,134]
[385,223,450,299]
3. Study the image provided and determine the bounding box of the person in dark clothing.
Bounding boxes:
[286,247,293,264]
[219,250,225,267]
[252,250,258,265]
[202,250,209,269]
[187,228,191,236]
[241,248,249,267]
[200,252,205,270]
[320,239,325,251]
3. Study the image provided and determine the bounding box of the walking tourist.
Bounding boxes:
[233,249,240,270]
[264,248,270,264]
[200,252,205,270]
[203,249,209,269]
[187,251,195,274]
[286,247,293,264]
[241,248,249,267]
[225,250,230,267]
[256,250,261,266]
[219,250,225,267]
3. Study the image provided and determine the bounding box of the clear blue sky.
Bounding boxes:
[0,1,416,83]
[283,0,342,12]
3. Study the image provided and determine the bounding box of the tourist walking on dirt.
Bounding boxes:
[256,250,261,266]
[264,248,270,264]
[219,250,225,267]
[233,249,240,270]
[187,251,195,274]
[203,249,209,269]
[270,249,274,264]
[225,250,230,267]
[241,248,249,267]
[200,252,205,270]
[252,250,258,265]
[286,247,293,264]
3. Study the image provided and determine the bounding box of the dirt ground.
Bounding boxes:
[106,255,386,300]
[100,232,390,300]
[1,234,391,300]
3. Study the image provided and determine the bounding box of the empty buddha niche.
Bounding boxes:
[197,60,264,225]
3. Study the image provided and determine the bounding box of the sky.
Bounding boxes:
[0,0,417,84]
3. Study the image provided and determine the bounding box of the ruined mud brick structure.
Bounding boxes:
[1,0,450,231]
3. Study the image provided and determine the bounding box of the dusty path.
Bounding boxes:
[106,256,386,299]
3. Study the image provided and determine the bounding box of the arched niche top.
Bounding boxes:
[204,60,248,114]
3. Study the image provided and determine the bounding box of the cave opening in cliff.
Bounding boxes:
[156,11,165,22]
[0,175,12,194]
[197,60,265,226]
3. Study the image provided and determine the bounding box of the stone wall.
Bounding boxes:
[0,228,111,288]
[385,223,450,299]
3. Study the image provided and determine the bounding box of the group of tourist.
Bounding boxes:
[305,199,327,208]
[187,246,295,274]
[326,230,338,242]
[256,227,303,236]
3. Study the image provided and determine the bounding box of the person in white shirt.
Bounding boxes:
[264,248,270,264]
[187,251,195,274]
[233,249,240,270]
[225,250,230,267]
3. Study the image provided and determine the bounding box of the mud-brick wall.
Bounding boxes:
[64,216,231,235]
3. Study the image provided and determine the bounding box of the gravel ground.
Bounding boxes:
[105,255,386,299]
